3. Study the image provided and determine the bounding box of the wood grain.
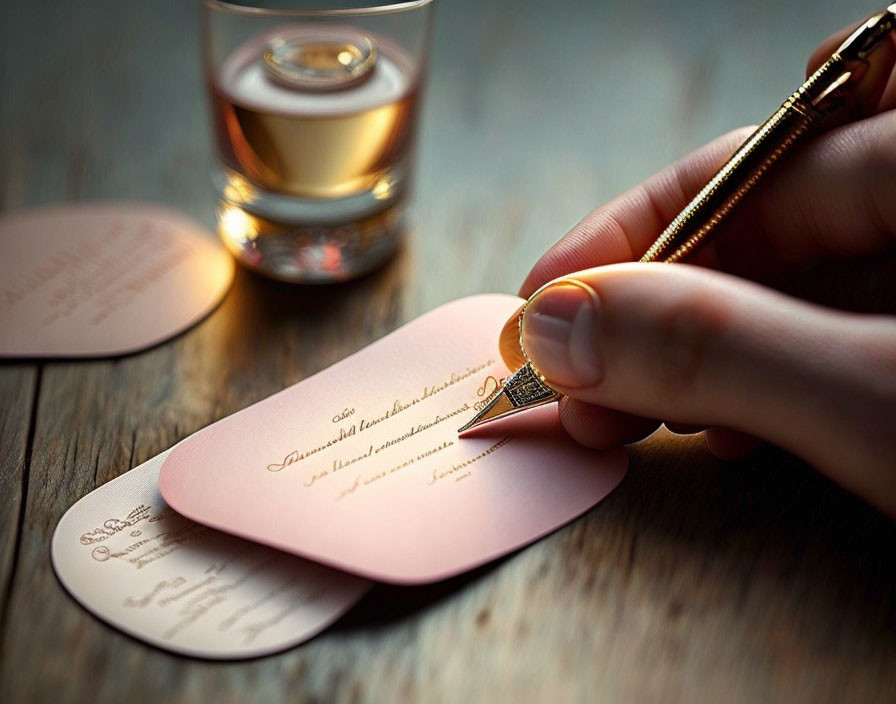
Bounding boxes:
[1,0,894,702]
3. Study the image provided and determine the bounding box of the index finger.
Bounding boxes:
[520,12,896,299]
[519,127,753,298]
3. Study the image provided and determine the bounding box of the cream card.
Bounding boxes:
[159,295,628,584]
[52,449,371,659]
[0,202,234,357]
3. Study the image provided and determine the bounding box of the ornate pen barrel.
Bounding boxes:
[458,6,896,435]
[641,7,896,264]
[638,102,814,264]
[640,60,844,264]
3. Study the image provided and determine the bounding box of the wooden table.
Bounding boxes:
[2,1,894,701]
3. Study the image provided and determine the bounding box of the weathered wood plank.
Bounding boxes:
[0,367,37,632]
[0,258,413,702]
[5,423,894,703]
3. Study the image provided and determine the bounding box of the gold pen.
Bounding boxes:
[459,5,896,435]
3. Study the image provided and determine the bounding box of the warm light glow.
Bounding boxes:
[222,174,255,203]
[337,50,354,66]
[372,176,394,201]
[217,204,258,241]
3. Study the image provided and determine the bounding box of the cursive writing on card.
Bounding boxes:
[53,451,370,657]
[6,219,195,326]
[473,374,511,410]
[332,407,355,423]
[263,362,522,503]
[79,505,174,544]
[427,436,512,485]
[80,505,152,544]
[334,439,456,502]
[266,362,493,472]
[0,203,236,358]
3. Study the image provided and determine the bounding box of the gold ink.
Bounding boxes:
[7,219,199,328]
[372,404,470,455]
[123,577,187,608]
[332,407,355,423]
[80,504,152,544]
[238,577,314,645]
[148,507,175,523]
[266,424,356,472]
[335,475,361,502]
[120,523,211,569]
[473,374,510,411]
[366,360,495,427]
[335,440,454,501]
[303,469,328,488]
[264,361,495,472]
[427,437,512,485]
[331,445,373,473]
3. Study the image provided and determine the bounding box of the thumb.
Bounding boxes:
[521,263,896,514]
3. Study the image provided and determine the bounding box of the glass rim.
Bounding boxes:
[203,0,433,18]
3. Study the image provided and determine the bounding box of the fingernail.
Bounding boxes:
[521,280,603,388]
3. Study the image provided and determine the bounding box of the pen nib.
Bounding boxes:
[458,362,561,434]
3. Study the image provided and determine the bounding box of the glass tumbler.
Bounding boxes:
[202,0,433,282]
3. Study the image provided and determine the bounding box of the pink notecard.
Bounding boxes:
[159,295,627,584]
[0,202,233,357]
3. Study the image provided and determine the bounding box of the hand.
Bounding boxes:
[511,17,896,517]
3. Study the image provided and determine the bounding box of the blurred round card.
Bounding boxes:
[52,449,371,659]
[0,202,234,357]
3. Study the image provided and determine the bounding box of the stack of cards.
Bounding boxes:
[3,202,627,659]
[52,295,627,658]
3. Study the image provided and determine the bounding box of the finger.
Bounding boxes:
[520,264,896,515]
[808,22,856,73]
[521,108,896,297]
[664,422,705,435]
[558,397,659,450]
[710,111,896,279]
[704,427,760,461]
[518,126,755,298]
[500,308,662,449]
[707,12,896,275]
[520,19,896,299]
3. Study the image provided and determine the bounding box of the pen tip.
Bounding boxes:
[456,411,494,436]
[457,363,562,437]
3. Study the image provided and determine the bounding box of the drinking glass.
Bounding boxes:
[202,0,433,282]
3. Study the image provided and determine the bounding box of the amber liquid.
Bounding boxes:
[211,36,419,200]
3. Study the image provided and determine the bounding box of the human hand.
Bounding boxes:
[508,17,896,516]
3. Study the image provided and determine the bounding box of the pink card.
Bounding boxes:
[0,202,234,357]
[159,295,627,584]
